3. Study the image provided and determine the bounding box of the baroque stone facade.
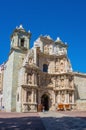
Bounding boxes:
[2,25,86,112]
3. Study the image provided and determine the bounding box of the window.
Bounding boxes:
[21,38,24,47]
[43,64,48,72]
[17,93,19,102]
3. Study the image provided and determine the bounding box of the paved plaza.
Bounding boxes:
[39,111,86,130]
[0,112,45,130]
[0,111,86,130]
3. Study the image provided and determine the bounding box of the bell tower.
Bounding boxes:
[10,24,31,52]
[3,25,31,112]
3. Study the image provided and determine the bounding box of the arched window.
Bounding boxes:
[43,64,48,72]
[21,38,24,47]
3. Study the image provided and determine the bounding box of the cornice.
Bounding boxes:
[73,72,86,77]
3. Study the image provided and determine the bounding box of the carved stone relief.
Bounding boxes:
[61,79,64,87]
[55,61,60,72]
[44,45,49,54]
[48,78,53,86]
[56,78,58,87]
[29,58,33,65]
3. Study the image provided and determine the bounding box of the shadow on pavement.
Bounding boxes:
[0,116,45,130]
[0,113,86,130]
[41,116,86,130]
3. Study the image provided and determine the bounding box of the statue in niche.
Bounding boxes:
[61,94,65,102]
[56,78,58,87]
[61,79,64,87]
[29,58,33,64]
[60,61,65,70]
[49,78,53,86]
[48,77,54,87]
[27,74,32,84]
[69,93,72,102]
[58,79,61,86]
[27,91,32,102]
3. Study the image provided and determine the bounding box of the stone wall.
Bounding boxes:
[76,100,86,111]
[74,72,86,110]
[3,52,14,112]
[11,50,25,111]
[3,50,26,112]
[74,72,86,100]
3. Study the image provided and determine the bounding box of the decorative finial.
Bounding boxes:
[28,30,30,33]
[56,37,61,41]
[19,24,24,29]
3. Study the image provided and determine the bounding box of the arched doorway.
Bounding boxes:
[41,94,49,111]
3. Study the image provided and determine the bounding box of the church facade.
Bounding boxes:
[3,25,86,112]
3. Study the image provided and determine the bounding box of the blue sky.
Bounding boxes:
[0,0,86,73]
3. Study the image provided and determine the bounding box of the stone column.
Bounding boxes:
[38,90,41,104]
[72,92,74,104]
[54,61,56,73]
[65,77,69,89]
[24,73,27,84]
[31,89,34,103]
[34,90,37,103]
[57,91,61,103]
[52,91,55,104]
[67,92,69,103]
[33,73,38,86]
[32,73,34,85]
[23,89,26,102]
[34,73,37,85]
[65,91,69,104]
[64,91,67,103]
[34,47,37,65]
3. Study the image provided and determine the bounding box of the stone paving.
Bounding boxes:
[39,111,86,130]
[0,112,45,130]
[0,111,86,130]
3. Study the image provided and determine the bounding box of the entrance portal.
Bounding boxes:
[41,94,49,111]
